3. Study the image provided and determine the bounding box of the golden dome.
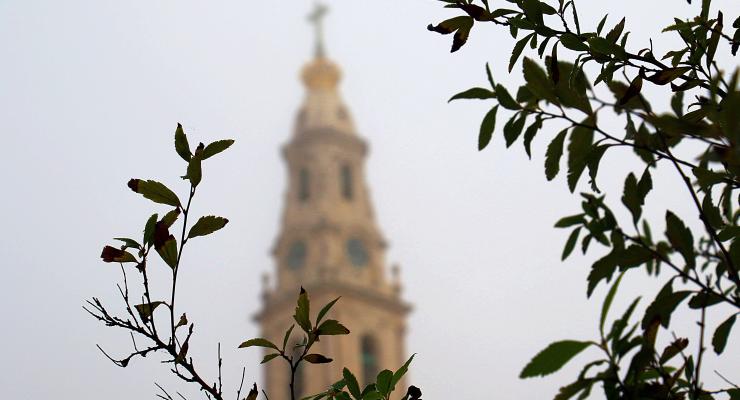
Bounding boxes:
[301,56,341,90]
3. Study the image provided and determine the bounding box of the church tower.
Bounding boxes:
[255,5,411,400]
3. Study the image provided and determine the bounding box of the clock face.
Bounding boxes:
[346,238,369,267]
[287,241,307,270]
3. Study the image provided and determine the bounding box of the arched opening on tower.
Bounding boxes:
[360,335,379,385]
[298,167,310,202]
[340,163,353,200]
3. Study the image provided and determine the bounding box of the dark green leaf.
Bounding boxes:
[560,33,589,51]
[605,17,625,43]
[143,213,158,247]
[642,281,691,329]
[127,179,181,208]
[520,340,591,378]
[523,118,542,158]
[317,319,350,335]
[317,297,340,325]
[160,208,180,228]
[261,353,280,364]
[282,324,295,351]
[587,254,618,297]
[545,129,567,180]
[392,354,415,389]
[449,87,495,102]
[479,106,499,150]
[495,85,520,110]
[618,75,643,105]
[659,337,688,364]
[712,314,736,354]
[135,301,164,323]
[187,154,202,187]
[596,14,609,35]
[343,368,361,399]
[294,287,311,333]
[600,272,624,333]
[504,113,526,148]
[375,370,394,396]
[485,62,495,88]
[665,211,695,269]
[156,237,178,269]
[304,353,333,364]
[566,124,594,192]
[174,123,192,162]
[523,57,558,103]
[688,291,724,309]
[187,215,229,239]
[555,214,585,228]
[113,237,141,250]
[510,33,534,72]
[621,173,642,223]
[238,338,279,350]
[562,227,582,260]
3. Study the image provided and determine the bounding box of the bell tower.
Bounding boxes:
[255,4,411,399]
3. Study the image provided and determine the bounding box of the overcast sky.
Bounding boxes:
[1,0,738,399]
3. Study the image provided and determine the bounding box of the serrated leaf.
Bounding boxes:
[520,340,591,378]
[495,85,520,110]
[449,87,495,102]
[127,179,181,208]
[174,123,192,161]
[143,213,158,247]
[665,211,695,269]
[294,287,311,333]
[510,33,534,72]
[566,124,593,193]
[479,106,498,150]
[161,208,181,228]
[712,314,736,354]
[187,215,229,239]
[523,57,558,103]
[202,139,234,160]
[238,338,279,350]
[545,129,567,180]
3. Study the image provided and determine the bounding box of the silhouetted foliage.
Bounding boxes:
[429,0,739,399]
[88,124,419,400]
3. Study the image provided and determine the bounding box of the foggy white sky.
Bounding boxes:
[1,0,738,399]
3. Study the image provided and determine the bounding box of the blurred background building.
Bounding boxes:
[254,5,411,399]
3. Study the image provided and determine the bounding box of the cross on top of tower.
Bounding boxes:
[307,2,329,58]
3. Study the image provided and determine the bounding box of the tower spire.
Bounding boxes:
[307,2,328,58]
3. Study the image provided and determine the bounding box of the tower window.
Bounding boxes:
[340,164,353,200]
[298,168,310,202]
[361,335,379,385]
